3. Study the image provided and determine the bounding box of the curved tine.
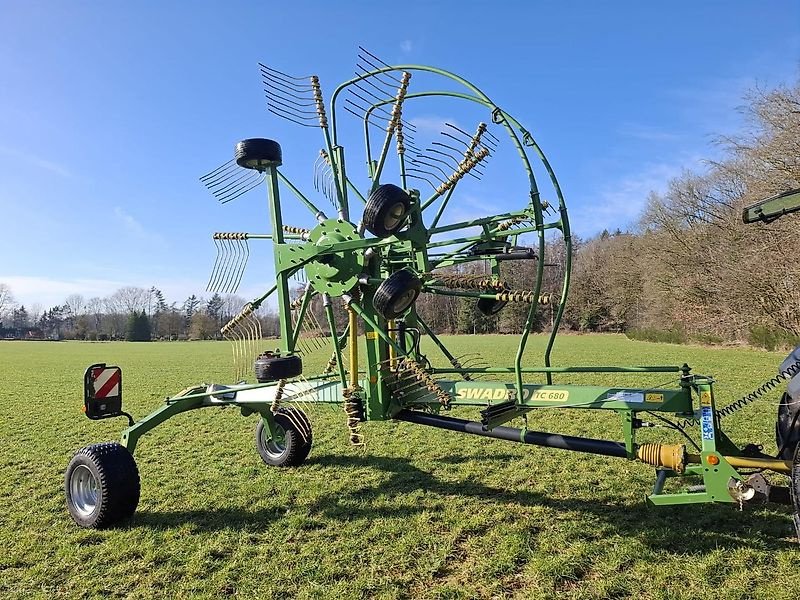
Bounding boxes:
[350,81,391,106]
[206,236,224,292]
[410,157,451,181]
[211,172,257,202]
[427,148,462,169]
[435,136,470,154]
[218,173,265,204]
[201,162,242,187]
[267,107,320,128]
[404,140,421,153]
[405,170,439,191]
[258,64,314,82]
[260,70,315,93]
[209,168,255,196]
[263,84,317,107]
[200,159,237,182]
[343,103,386,132]
[355,56,401,84]
[343,96,391,124]
[230,238,250,293]
[431,142,467,161]
[263,86,317,109]
[406,162,447,184]
[209,238,230,292]
[483,128,501,144]
[219,238,241,293]
[266,94,318,115]
[356,69,401,99]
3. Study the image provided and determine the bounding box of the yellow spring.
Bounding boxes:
[213,232,248,240]
[495,216,532,232]
[429,273,508,291]
[435,147,490,196]
[464,122,487,158]
[270,378,287,414]
[220,302,255,335]
[387,71,411,136]
[342,387,364,446]
[494,290,552,304]
[283,225,310,236]
[398,358,451,407]
[310,75,327,129]
[323,352,338,374]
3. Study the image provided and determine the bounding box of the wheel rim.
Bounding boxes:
[383,202,407,231]
[391,288,417,314]
[69,465,99,517]
[262,424,287,459]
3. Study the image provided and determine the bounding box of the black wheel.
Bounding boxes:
[373,269,422,320]
[254,352,302,383]
[363,184,411,237]
[776,392,800,460]
[477,296,507,316]
[791,442,800,540]
[255,407,312,467]
[235,138,282,169]
[64,442,140,528]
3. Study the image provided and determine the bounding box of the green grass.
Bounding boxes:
[1,334,799,599]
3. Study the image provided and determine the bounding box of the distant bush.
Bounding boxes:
[748,325,800,351]
[625,328,688,345]
[691,333,724,346]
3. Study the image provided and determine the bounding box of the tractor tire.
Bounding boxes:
[791,442,800,540]
[255,407,312,467]
[776,392,800,460]
[65,442,140,528]
[477,297,508,316]
[373,269,422,320]
[235,138,282,169]
[254,353,302,383]
[363,184,411,237]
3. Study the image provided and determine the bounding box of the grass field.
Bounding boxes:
[1,334,799,599]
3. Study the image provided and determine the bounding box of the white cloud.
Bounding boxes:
[409,115,461,136]
[569,159,702,237]
[0,145,72,178]
[400,40,413,54]
[113,206,164,245]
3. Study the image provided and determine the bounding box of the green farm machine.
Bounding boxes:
[66,49,800,536]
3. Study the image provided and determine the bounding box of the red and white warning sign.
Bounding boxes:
[91,366,121,399]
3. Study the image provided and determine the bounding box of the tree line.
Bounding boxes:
[0,285,280,341]
[2,78,796,347]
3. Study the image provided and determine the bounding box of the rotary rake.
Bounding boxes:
[65,50,800,537]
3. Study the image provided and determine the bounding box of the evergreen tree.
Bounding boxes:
[126,311,152,341]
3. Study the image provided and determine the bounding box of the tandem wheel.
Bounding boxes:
[255,407,313,467]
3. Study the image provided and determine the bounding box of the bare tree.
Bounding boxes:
[0,283,16,320]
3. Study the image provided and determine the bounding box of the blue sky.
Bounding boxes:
[1,1,798,309]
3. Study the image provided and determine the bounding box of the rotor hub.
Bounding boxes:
[304,219,364,296]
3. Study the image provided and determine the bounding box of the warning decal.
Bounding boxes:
[92,367,121,399]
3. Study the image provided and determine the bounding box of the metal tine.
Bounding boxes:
[200,159,239,183]
[266,107,320,128]
[208,168,257,197]
[444,122,498,150]
[229,237,250,293]
[355,63,403,97]
[407,163,447,184]
[343,101,392,133]
[216,239,239,293]
[208,238,232,292]
[353,74,420,133]
[425,147,484,180]
[260,74,315,98]
[206,236,225,292]
[405,170,440,191]
[434,140,491,162]
[200,164,244,191]
[409,157,452,182]
[264,89,318,113]
[349,83,394,119]
[217,172,265,204]
[259,63,315,84]
[264,95,318,119]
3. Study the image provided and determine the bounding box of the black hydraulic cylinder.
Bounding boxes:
[394,410,628,458]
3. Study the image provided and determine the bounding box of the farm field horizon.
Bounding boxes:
[2,334,800,599]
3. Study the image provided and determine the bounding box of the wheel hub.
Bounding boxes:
[304,219,365,296]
